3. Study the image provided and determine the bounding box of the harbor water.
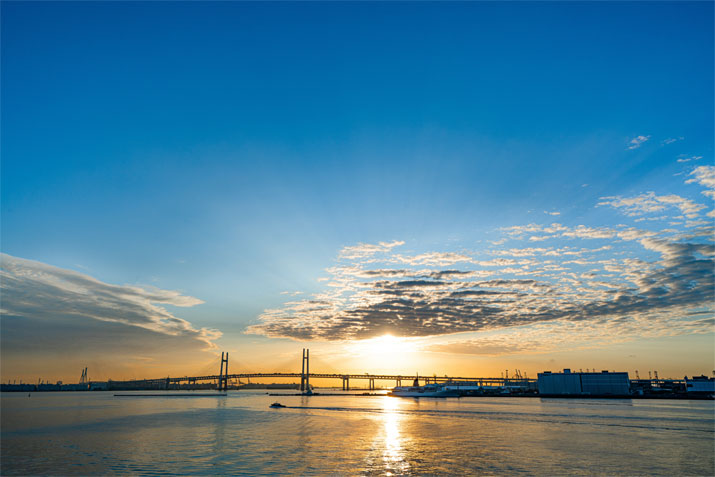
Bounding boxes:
[2,391,713,475]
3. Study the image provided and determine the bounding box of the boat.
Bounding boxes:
[269,402,286,408]
[389,382,460,398]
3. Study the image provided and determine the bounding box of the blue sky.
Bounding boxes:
[1,2,713,380]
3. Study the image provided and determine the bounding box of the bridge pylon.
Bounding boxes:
[300,348,310,392]
[218,352,229,391]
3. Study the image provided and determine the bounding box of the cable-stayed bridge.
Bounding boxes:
[104,349,535,391]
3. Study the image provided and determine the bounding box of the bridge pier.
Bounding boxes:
[342,376,350,391]
[396,377,401,387]
[369,378,375,390]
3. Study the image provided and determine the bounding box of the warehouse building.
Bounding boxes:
[538,369,630,396]
[685,375,715,394]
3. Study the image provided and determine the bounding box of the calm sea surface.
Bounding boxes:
[1,391,713,475]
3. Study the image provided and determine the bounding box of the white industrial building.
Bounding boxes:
[537,369,630,396]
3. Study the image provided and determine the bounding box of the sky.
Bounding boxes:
[1,1,713,383]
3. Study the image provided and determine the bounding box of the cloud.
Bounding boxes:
[686,165,715,199]
[663,137,684,145]
[248,232,714,341]
[249,176,715,345]
[1,254,219,350]
[627,135,650,150]
[676,155,703,163]
[544,211,561,216]
[392,251,472,266]
[598,192,705,219]
[427,307,714,357]
[1,254,226,381]
[338,240,404,260]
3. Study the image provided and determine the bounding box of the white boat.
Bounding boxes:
[389,383,460,398]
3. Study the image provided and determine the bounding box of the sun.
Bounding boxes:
[346,334,419,372]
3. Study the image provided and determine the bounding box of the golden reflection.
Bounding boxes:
[379,396,410,475]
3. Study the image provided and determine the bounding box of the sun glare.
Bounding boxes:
[347,334,418,371]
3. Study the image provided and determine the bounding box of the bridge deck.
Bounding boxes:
[109,372,535,386]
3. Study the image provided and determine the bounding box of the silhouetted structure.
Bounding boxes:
[218,352,229,391]
[300,348,310,392]
[3,351,710,399]
[538,369,629,396]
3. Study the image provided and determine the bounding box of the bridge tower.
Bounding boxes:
[300,348,310,392]
[218,352,229,391]
[79,367,88,385]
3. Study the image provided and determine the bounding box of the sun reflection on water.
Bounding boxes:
[377,396,410,475]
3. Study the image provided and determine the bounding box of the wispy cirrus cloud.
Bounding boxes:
[627,135,650,150]
[677,155,703,163]
[391,251,472,266]
[338,240,405,260]
[663,136,684,145]
[280,291,304,297]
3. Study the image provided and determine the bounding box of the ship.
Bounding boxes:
[389,378,461,398]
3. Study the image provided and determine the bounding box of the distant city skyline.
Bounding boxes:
[1,1,713,382]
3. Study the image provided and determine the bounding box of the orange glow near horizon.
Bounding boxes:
[343,334,422,373]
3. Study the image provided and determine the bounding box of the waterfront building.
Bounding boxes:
[537,369,630,396]
[685,375,715,394]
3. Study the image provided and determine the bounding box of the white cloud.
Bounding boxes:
[338,240,404,260]
[562,225,617,240]
[676,155,703,163]
[599,192,705,219]
[627,135,650,150]
[686,165,715,199]
[529,235,556,242]
[392,251,472,266]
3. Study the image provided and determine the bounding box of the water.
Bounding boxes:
[2,391,713,475]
